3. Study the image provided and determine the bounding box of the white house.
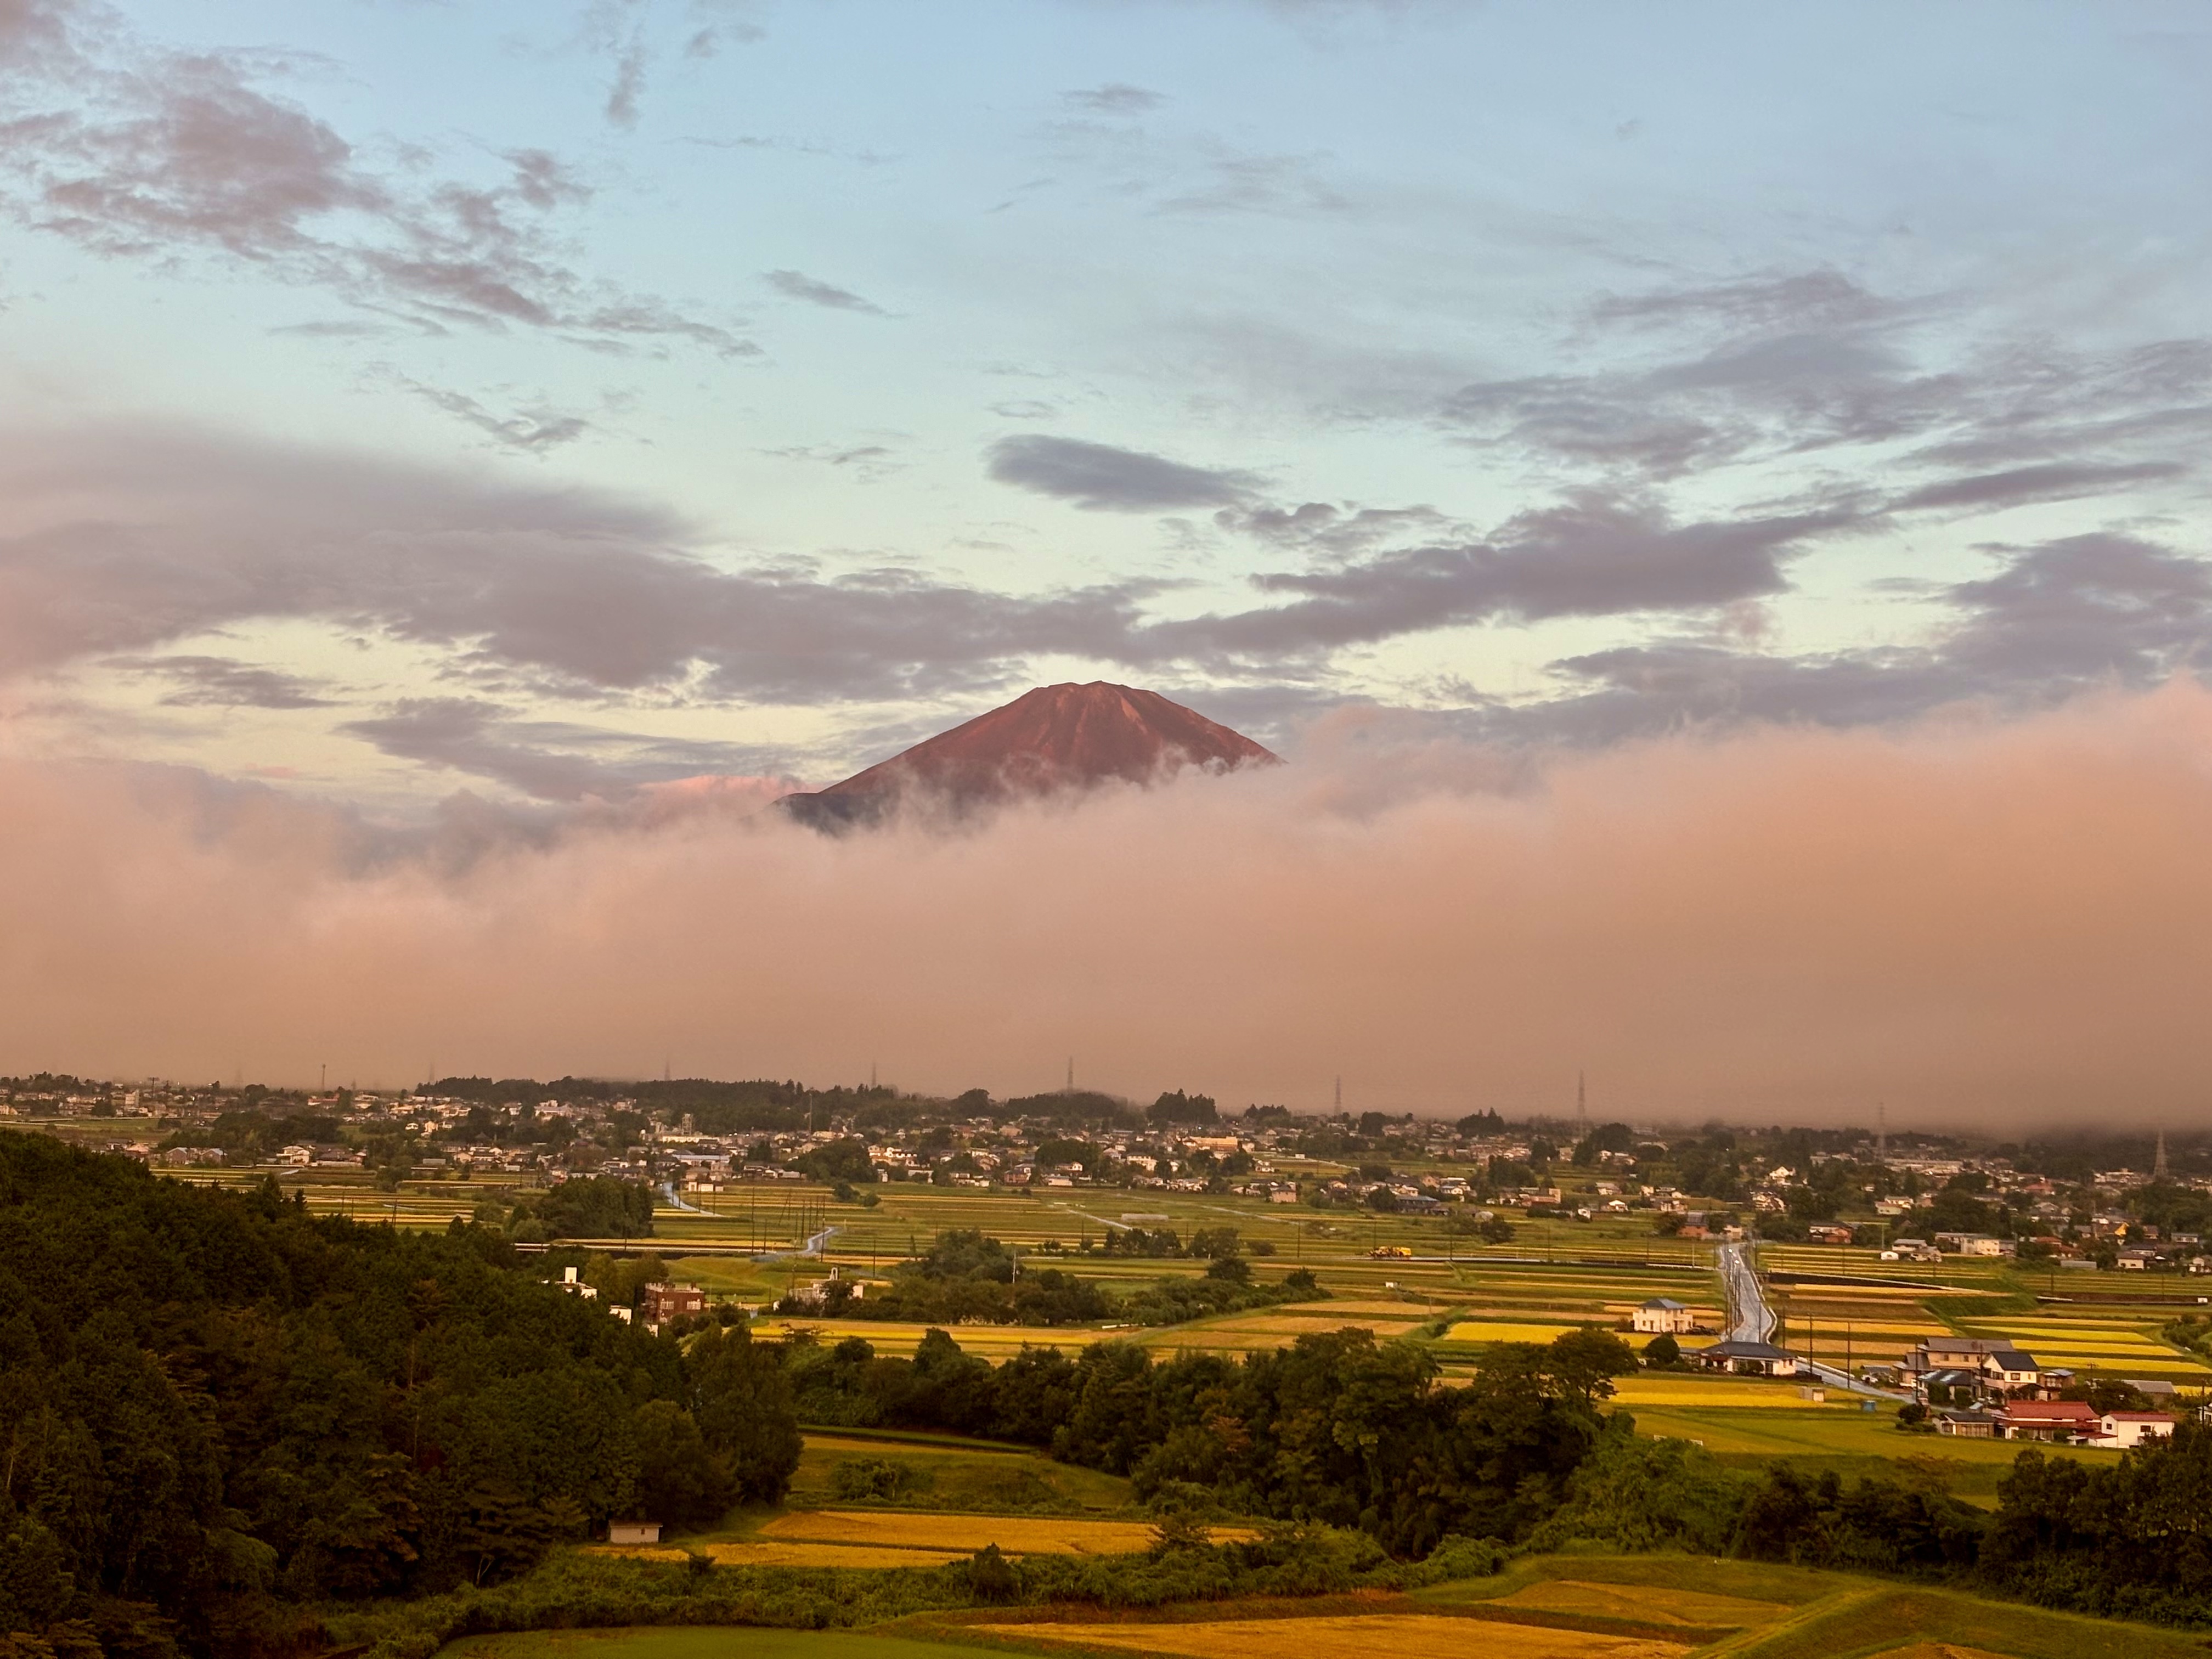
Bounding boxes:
[2094,1410,2178,1448]
[1632,1297,1699,1335]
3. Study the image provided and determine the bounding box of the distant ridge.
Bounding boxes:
[780,681,1279,830]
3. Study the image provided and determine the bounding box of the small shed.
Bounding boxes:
[608,1521,663,1545]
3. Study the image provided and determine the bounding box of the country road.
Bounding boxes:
[1725,1238,1911,1398]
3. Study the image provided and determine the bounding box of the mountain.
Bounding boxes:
[780,681,1280,829]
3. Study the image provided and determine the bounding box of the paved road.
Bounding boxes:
[1727,1238,1912,1399]
[1718,1241,1775,1342]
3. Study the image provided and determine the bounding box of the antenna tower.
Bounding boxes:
[1334,1075,1342,1111]
[1576,1070,1587,1132]
[1065,1056,1074,1094]
[2155,1128,2170,1181]
[1877,1101,1887,1160]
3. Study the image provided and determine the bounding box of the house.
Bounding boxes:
[1807,1224,1855,1245]
[1692,1339,1798,1376]
[2094,1410,2179,1448]
[1935,1233,2013,1258]
[1632,1297,1700,1335]
[1902,1338,2046,1401]
[608,1521,662,1545]
[554,1266,599,1301]
[642,1282,706,1323]
[1995,1400,2100,1442]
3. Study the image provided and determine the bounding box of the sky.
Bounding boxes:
[4,0,2211,1119]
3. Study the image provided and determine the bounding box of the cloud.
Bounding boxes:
[1892,461,2188,513]
[1445,275,2212,504]
[1156,494,1847,663]
[10,684,2212,1125]
[115,654,334,709]
[987,433,1260,511]
[763,269,887,314]
[0,4,748,353]
[1586,269,1895,334]
[337,696,800,801]
[392,378,592,453]
[0,421,1155,704]
[1063,83,1167,113]
[1519,533,2212,742]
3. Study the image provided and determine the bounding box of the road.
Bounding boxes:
[1725,1238,1911,1398]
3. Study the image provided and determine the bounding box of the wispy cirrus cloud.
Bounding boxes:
[763,268,887,314]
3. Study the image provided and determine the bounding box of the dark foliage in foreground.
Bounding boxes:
[0,1134,799,1658]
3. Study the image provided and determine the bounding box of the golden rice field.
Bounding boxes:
[1490,1579,1790,1628]
[1610,1376,1858,1409]
[758,1510,1252,1555]
[1443,1321,1584,1344]
[600,1542,970,1568]
[975,1616,1689,1659]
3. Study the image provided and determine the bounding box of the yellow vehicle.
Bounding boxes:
[1367,1244,1413,1260]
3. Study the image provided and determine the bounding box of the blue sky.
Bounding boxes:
[6,0,2211,812]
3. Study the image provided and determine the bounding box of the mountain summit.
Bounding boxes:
[780,681,1279,829]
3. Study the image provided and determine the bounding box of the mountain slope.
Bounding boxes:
[780,682,1279,828]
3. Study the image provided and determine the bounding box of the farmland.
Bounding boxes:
[151,1158,2212,1485]
[434,1550,2212,1659]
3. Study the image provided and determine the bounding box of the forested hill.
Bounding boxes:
[0,1133,799,1659]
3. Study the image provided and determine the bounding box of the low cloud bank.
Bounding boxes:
[6,685,2210,1127]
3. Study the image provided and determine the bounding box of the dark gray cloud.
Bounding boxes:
[118,654,334,709]
[1064,83,1167,113]
[0,3,748,353]
[988,434,1259,511]
[338,696,797,802]
[763,269,886,314]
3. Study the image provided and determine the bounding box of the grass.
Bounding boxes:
[788,1433,1131,1514]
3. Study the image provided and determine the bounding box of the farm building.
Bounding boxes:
[608,1521,662,1544]
[1691,1338,1797,1377]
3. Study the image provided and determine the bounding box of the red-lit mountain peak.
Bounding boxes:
[780,682,1279,828]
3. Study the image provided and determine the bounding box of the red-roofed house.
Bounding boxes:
[1995,1400,2100,1442]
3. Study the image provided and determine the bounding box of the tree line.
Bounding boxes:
[0,1134,798,1658]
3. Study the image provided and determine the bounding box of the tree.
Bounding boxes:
[1643,1334,1681,1368]
[686,1327,803,1503]
[1147,1090,1218,1126]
